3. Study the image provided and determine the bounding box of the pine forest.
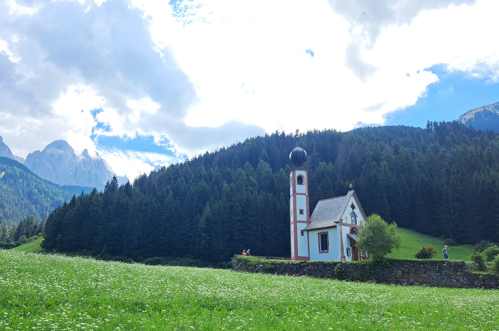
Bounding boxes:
[41,122,499,262]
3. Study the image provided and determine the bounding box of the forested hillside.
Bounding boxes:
[0,157,93,226]
[42,122,499,262]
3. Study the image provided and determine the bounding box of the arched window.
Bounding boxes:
[350,213,357,224]
[346,247,351,257]
[297,175,304,185]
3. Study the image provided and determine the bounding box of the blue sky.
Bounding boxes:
[387,65,499,127]
[1,0,498,180]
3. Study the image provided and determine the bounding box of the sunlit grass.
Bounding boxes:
[11,237,44,253]
[1,250,498,330]
[387,227,472,261]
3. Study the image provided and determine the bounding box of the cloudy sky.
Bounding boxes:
[1,0,499,180]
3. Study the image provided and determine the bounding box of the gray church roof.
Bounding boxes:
[304,190,355,231]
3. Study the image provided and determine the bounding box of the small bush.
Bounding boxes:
[470,252,487,271]
[26,235,39,243]
[492,255,499,275]
[472,240,497,253]
[415,245,437,259]
[482,245,499,262]
[334,263,345,279]
[444,238,457,246]
[17,235,28,245]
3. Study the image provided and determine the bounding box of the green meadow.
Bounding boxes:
[1,250,498,331]
[11,236,44,254]
[387,227,473,261]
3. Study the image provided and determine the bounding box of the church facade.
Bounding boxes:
[289,146,367,261]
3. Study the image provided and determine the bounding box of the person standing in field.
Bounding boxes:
[443,245,449,260]
[242,250,246,256]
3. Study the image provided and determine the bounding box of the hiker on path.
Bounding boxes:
[246,249,250,256]
[242,250,246,256]
[443,245,449,260]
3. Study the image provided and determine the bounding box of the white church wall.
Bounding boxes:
[342,225,352,261]
[309,228,339,261]
[295,170,306,194]
[341,197,366,226]
[297,223,309,257]
[296,195,307,221]
[339,196,365,261]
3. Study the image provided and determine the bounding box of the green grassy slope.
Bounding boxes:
[387,227,472,261]
[12,237,44,253]
[1,250,498,331]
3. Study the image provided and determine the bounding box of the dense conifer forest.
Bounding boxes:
[0,157,95,244]
[0,157,74,225]
[42,122,499,262]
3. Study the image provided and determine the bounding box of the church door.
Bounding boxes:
[351,245,359,261]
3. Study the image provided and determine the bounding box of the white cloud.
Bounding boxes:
[142,0,498,135]
[97,148,178,181]
[51,85,102,154]
[1,0,499,178]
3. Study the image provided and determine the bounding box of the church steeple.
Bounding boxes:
[289,133,310,261]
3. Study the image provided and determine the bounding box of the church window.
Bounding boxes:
[350,213,357,224]
[297,175,304,185]
[318,232,329,253]
[301,230,304,236]
[299,209,304,215]
[346,247,351,257]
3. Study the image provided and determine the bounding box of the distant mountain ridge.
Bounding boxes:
[0,157,76,225]
[0,136,15,160]
[0,137,128,190]
[456,102,499,133]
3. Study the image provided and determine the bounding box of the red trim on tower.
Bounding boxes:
[289,168,310,261]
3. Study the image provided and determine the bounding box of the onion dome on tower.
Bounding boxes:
[289,147,308,168]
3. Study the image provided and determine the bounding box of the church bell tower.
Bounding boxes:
[289,140,310,261]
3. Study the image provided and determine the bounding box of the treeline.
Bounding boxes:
[42,122,499,262]
[0,157,93,226]
[0,214,45,245]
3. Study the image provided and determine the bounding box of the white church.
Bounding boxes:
[289,146,367,261]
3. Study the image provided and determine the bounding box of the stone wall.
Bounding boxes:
[232,257,499,289]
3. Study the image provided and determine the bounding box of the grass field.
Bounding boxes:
[12,227,473,262]
[1,250,498,330]
[387,227,473,261]
[11,237,44,253]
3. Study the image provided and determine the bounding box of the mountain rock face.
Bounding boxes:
[24,140,124,189]
[456,102,499,132]
[0,136,15,159]
[13,155,25,164]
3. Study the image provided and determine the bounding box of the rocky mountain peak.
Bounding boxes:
[24,140,123,190]
[45,140,75,153]
[457,102,499,133]
[0,135,15,159]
